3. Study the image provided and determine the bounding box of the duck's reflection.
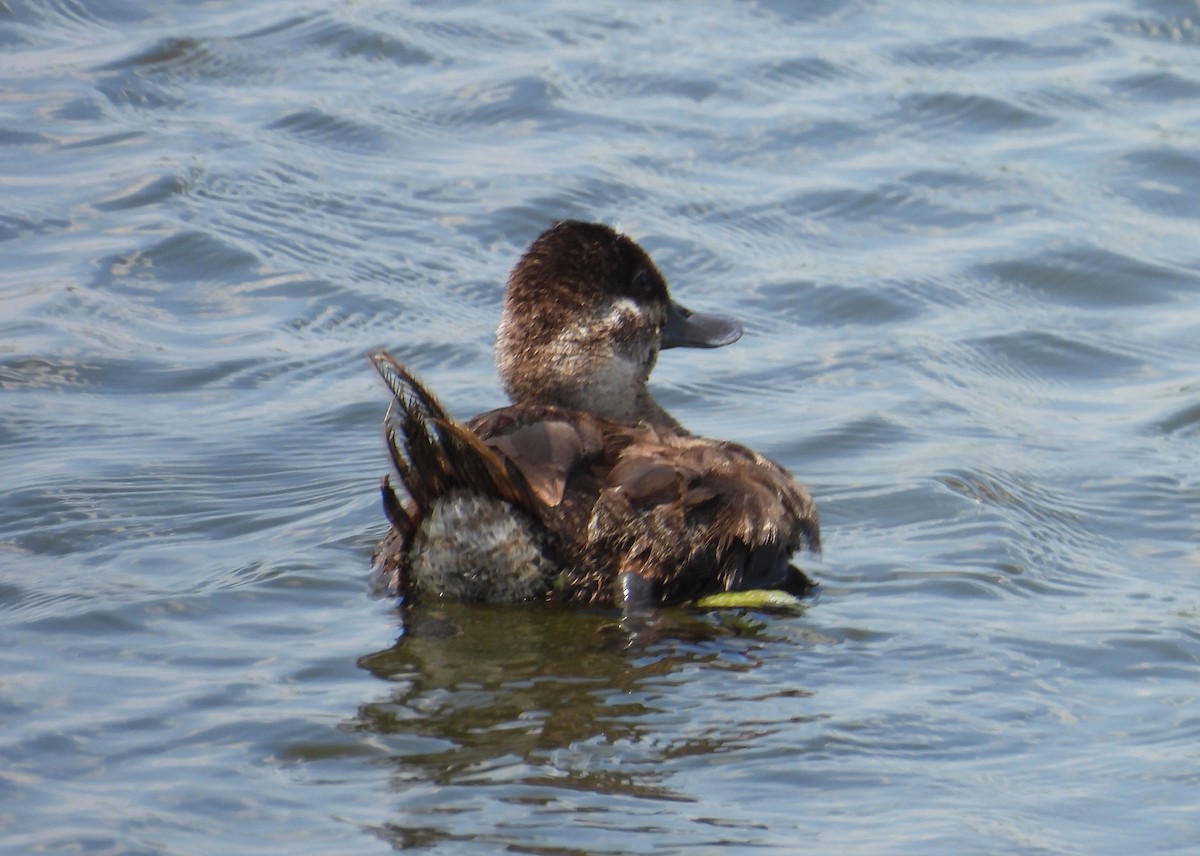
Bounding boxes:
[352,605,777,773]
[351,604,798,849]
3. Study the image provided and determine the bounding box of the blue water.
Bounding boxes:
[2,1,1199,853]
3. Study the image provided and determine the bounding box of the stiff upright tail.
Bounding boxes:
[368,350,539,544]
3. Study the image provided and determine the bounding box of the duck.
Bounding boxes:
[370,220,820,609]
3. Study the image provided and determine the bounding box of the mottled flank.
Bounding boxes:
[409,491,558,603]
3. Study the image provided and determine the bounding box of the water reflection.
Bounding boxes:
[352,604,809,845]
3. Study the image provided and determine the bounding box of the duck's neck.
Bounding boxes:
[499,360,683,429]
[497,335,682,428]
[632,390,683,430]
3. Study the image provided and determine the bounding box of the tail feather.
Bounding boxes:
[383,424,422,503]
[371,350,451,424]
[380,475,415,539]
[428,417,541,509]
[369,350,541,538]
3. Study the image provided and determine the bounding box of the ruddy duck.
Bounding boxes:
[370,220,819,609]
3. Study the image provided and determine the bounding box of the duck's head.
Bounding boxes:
[495,220,742,426]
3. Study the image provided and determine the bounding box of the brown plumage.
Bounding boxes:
[370,221,820,608]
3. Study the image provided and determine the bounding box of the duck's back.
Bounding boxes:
[468,405,821,604]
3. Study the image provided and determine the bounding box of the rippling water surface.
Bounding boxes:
[3,1,1199,853]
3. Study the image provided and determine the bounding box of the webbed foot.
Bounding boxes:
[615,571,656,613]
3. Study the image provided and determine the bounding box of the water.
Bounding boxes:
[2,0,1199,852]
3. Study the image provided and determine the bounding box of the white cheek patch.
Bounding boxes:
[593,297,661,362]
[543,296,660,422]
[601,296,643,330]
[550,297,653,356]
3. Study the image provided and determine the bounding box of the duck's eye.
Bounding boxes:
[630,268,656,298]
